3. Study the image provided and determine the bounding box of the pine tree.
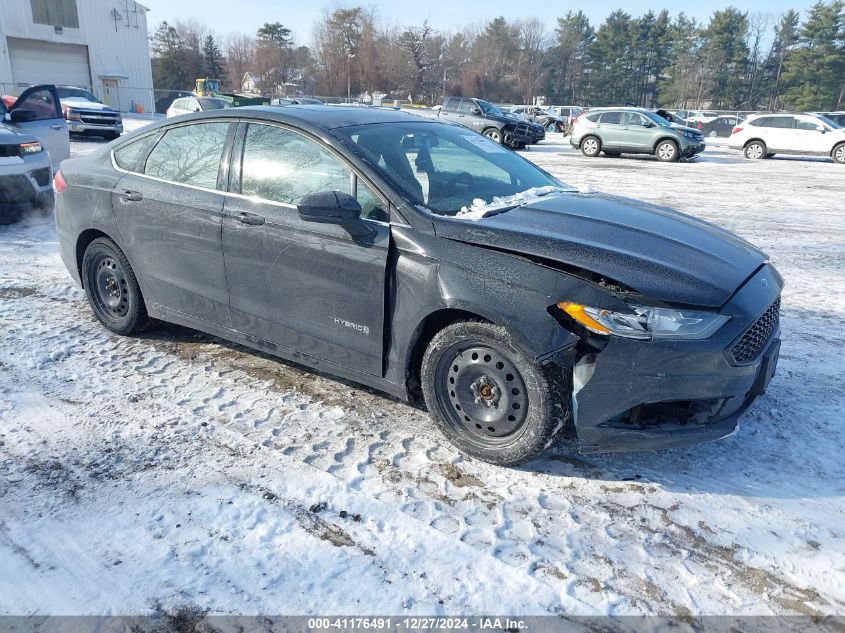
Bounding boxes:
[151,21,190,90]
[544,11,594,104]
[700,8,751,108]
[202,34,225,83]
[781,1,845,110]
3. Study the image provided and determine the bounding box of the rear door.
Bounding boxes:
[111,120,234,326]
[8,85,69,164]
[764,116,795,151]
[597,111,623,148]
[221,121,390,375]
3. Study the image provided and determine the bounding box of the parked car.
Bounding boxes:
[155,90,194,115]
[728,112,845,163]
[271,97,325,106]
[55,86,123,140]
[699,114,746,138]
[0,85,67,221]
[570,107,705,161]
[166,96,230,118]
[1,84,70,166]
[55,106,782,464]
[508,105,567,133]
[438,96,544,149]
[548,106,584,133]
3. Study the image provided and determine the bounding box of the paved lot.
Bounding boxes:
[0,128,843,617]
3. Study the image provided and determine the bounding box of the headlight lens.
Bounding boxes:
[19,141,43,156]
[558,301,729,340]
[66,108,81,120]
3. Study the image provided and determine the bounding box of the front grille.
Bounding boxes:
[0,144,19,158]
[731,296,780,363]
[78,110,119,125]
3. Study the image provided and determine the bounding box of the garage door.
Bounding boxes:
[7,37,91,90]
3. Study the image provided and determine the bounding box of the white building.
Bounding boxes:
[0,0,154,113]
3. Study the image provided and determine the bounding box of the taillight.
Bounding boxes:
[731,127,743,135]
[696,122,703,129]
[53,169,67,193]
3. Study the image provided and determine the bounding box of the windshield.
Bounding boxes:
[814,114,842,129]
[476,100,504,116]
[333,121,564,215]
[198,98,228,110]
[57,88,98,102]
[642,111,672,127]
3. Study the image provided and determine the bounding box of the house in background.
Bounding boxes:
[241,72,258,94]
[0,0,154,113]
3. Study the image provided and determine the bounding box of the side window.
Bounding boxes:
[356,181,388,222]
[749,117,769,127]
[600,112,622,125]
[240,123,349,206]
[622,112,645,126]
[13,88,60,120]
[144,122,229,188]
[442,98,457,113]
[586,112,601,122]
[769,117,795,129]
[796,119,819,131]
[458,100,476,114]
[113,133,158,172]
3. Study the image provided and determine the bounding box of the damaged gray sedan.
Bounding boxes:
[54,106,782,465]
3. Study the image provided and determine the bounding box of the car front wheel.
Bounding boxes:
[744,141,766,160]
[483,128,502,144]
[421,320,571,466]
[656,140,679,162]
[82,237,149,335]
[581,136,601,157]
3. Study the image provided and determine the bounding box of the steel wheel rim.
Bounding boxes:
[658,143,675,159]
[747,144,763,159]
[435,342,529,447]
[90,255,130,320]
[584,139,598,155]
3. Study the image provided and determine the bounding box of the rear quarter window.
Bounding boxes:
[144,122,230,189]
[113,133,159,172]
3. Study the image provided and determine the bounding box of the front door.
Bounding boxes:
[7,84,69,164]
[102,79,119,110]
[618,112,657,151]
[792,117,835,154]
[112,120,234,326]
[221,122,390,375]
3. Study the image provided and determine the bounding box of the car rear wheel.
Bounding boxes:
[833,143,845,165]
[421,320,571,466]
[581,136,601,157]
[708,130,718,138]
[483,128,502,144]
[656,140,679,162]
[603,151,621,157]
[744,141,766,160]
[82,237,149,335]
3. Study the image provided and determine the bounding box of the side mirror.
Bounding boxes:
[818,126,827,133]
[9,109,38,123]
[297,191,373,238]
[472,107,481,115]
[643,121,655,128]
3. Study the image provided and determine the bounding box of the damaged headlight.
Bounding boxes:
[558,301,729,340]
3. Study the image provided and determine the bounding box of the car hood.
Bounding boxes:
[0,123,37,144]
[61,98,114,111]
[432,191,767,308]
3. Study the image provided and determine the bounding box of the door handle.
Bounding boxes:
[119,190,143,202]
[236,211,265,226]
[50,124,64,130]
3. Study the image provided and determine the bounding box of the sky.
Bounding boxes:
[138,0,820,42]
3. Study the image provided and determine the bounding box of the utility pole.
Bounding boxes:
[347,53,355,101]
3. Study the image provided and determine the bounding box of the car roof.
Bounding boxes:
[180,104,427,130]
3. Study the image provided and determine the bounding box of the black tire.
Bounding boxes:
[655,139,680,162]
[421,320,572,466]
[603,151,621,157]
[580,135,601,157]
[81,237,149,335]
[766,152,776,158]
[833,143,845,165]
[744,140,766,160]
[483,128,503,144]
[106,132,121,141]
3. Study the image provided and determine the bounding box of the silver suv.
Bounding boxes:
[570,107,705,162]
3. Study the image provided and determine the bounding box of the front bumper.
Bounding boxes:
[0,154,54,221]
[67,117,123,137]
[571,264,783,453]
[679,137,706,157]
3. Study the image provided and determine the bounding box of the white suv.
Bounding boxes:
[729,112,845,164]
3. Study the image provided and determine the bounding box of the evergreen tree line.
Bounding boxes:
[151,1,845,111]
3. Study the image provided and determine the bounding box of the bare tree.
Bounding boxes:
[225,33,256,92]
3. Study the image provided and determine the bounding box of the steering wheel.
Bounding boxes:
[444,172,474,193]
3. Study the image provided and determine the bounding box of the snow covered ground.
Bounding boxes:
[1,122,844,619]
